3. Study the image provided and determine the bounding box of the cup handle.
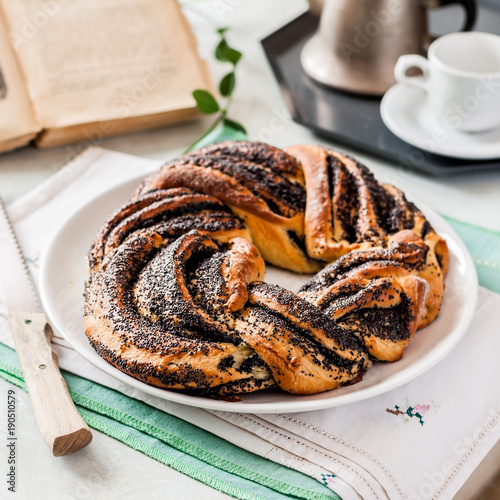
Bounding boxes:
[394,55,430,91]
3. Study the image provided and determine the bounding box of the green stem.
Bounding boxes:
[187,32,241,152]
[184,114,224,153]
[222,92,234,117]
[184,80,237,153]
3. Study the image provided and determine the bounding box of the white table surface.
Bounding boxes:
[0,1,499,498]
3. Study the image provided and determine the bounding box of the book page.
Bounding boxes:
[0,9,38,152]
[1,0,211,129]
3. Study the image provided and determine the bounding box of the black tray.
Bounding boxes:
[261,2,500,176]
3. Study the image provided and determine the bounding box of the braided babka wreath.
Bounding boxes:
[84,142,449,398]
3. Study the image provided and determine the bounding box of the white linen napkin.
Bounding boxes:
[1,147,498,500]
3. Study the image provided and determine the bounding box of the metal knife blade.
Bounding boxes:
[0,199,41,313]
[0,196,92,456]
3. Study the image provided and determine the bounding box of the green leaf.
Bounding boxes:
[219,72,235,97]
[215,39,228,62]
[225,47,242,65]
[186,27,247,153]
[215,39,241,66]
[223,118,247,134]
[192,90,220,114]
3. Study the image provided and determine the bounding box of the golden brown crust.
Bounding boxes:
[220,237,265,312]
[286,145,449,327]
[85,228,369,395]
[84,141,449,397]
[133,141,318,273]
[298,231,432,361]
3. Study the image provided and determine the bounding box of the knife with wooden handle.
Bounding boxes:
[0,199,92,456]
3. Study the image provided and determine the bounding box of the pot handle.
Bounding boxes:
[425,0,477,32]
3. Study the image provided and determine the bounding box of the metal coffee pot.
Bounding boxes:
[302,0,477,95]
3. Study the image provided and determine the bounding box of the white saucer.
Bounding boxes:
[381,83,500,160]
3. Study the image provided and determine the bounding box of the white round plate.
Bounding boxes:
[381,83,500,160]
[40,175,478,413]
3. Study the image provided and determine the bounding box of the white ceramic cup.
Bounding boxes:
[394,32,500,133]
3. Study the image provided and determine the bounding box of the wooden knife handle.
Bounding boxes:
[8,311,92,456]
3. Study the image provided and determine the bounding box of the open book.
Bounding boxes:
[0,0,211,153]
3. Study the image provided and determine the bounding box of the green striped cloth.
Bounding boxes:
[0,347,336,500]
[1,125,499,499]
